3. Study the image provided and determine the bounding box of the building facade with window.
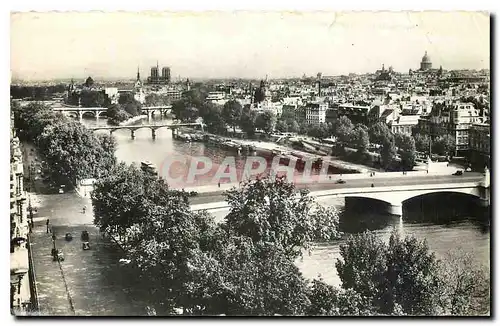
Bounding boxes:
[469,122,490,168]
[305,102,327,126]
[10,112,33,315]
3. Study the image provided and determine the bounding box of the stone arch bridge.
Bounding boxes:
[53,105,172,122]
[87,122,204,140]
[190,173,490,218]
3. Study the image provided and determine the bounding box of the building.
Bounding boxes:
[420,51,432,71]
[250,100,283,117]
[162,87,182,101]
[104,87,119,105]
[161,67,171,83]
[469,122,490,168]
[417,102,485,155]
[10,112,33,314]
[206,91,228,106]
[390,115,420,135]
[337,103,371,125]
[147,62,171,85]
[305,102,327,126]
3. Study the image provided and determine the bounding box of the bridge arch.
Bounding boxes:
[401,189,482,205]
[96,110,108,118]
[81,111,97,119]
[66,111,80,119]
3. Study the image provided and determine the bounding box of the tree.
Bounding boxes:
[336,232,387,304]
[382,231,443,315]
[145,93,170,106]
[275,120,288,133]
[414,134,431,153]
[288,120,300,134]
[123,102,142,116]
[222,100,243,133]
[92,162,151,236]
[107,104,130,125]
[204,237,311,316]
[201,104,226,134]
[432,135,455,156]
[352,125,370,153]
[125,197,217,315]
[172,98,200,122]
[80,90,106,107]
[84,76,95,88]
[224,177,341,260]
[335,116,354,145]
[307,279,376,316]
[118,92,136,106]
[369,122,394,145]
[307,124,328,140]
[38,120,117,187]
[336,229,444,316]
[255,111,277,135]
[380,138,397,170]
[394,133,416,171]
[239,108,258,137]
[12,102,58,142]
[438,249,490,315]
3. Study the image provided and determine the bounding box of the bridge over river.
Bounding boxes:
[53,105,172,122]
[87,122,205,139]
[187,171,490,217]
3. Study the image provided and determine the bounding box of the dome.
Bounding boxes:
[421,51,431,63]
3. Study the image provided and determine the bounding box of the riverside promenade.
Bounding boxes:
[23,144,150,316]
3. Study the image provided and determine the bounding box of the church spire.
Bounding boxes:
[137,66,140,81]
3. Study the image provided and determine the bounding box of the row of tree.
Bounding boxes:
[11,85,67,100]
[92,170,489,316]
[171,93,279,136]
[12,102,116,188]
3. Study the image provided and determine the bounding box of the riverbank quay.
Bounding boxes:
[20,142,150,316]
[181,127,377,174]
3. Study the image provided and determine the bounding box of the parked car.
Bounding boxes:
[453,170,463,176]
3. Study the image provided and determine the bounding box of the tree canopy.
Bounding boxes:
[255,111,277,135]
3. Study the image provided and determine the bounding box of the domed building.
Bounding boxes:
[420,51,432,71]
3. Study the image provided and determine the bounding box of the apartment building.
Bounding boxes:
[305,102,327,126]
[469,122,490,168]
[391,115,420,135]
[417,102,485,155]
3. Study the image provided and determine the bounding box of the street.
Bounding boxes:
[24,145,151,316]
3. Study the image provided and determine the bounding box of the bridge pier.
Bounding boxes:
[151,129,156,140]
[386,203,403,217]
[130,130,135,140]
[78,111,83,123]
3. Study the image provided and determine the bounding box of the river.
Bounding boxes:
[83,117,490,287]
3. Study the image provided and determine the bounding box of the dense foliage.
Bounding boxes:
[12,102,116,188]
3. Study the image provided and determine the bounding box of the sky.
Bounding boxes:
[10,11,490,81]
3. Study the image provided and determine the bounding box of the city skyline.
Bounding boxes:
[11,11,490,81]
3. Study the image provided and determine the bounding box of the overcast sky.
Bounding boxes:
[10,11,490,81]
